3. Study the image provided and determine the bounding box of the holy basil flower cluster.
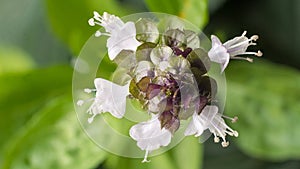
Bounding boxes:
[79,11,262,163]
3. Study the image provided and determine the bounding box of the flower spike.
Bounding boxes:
[80,11,264,162]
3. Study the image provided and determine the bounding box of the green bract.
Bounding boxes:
[136,18,160,44]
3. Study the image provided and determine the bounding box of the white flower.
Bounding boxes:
[208,31,263,72]
[88,11,141,60]
[129,114,172,163]
[77,78,130,123]
[184,105,238,147]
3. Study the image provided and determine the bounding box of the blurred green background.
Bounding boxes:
[0,0,299,169]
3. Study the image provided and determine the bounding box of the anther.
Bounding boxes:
[242,31,247,36]
[88,18,95,26]
[95,31,110,37]
[221,141,229,147]
[232,116,238,123]
[93,11,101,18]
[142,150,151,163]
[246,57,253,62]
[88,114,97,123]
[84,88,95,93]
[256,50,263,57]
[233,131,239,137]
[77,100,84,106]
[95,31,102,37]
[222,115,238,123]
[251,35,259,41]
[214,136,220,143]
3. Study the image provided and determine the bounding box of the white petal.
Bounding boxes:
[88,78,129,121]
[184,112,205,137]
[208,35,230,72]
[211,35,222,45]
[129,115,172,151]
[107,22,141,60]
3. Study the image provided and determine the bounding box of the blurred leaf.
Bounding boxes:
[0,0,70,66]
[203,140,300,169]
[46,0,133,55]
[208,0,227,13]
[0,66,106,169]
[172,137,202,169]
[0,46,35,74]
[225,60,300,160]
[144,0,208,28]
[105,137,202,169]
[203,140,265,169]
[0,66,72,146]
[105,152,176,169]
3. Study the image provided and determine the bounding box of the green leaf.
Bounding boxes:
[172,137,202,169]
[105,151,176,169]
[0,66,106,169]
[46,0,133,55]
[0,46,35,74]
[144,0,208,28]
[0,66,72,147]
[203,141,265,169]
[105,137,202,169]
[225,60,300,160]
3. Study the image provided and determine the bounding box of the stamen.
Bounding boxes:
[230,56,253,62]
[246,57,253,63]
[142,150,150,163]
[88,18,95,26]
[221,141,229,147]
[84,88,96,93]
[224,129,238,137]
[225,130,234,136]
[232,116,238,123]
[77,98,95,107]
[93,11,101,19]
[95,31,111,37]
[88,113,97,123]
[241,31,247,36]
[210,122,227,144]
[226,37,254,50]
[232,130,239,137]
[214,133,220,143]
[256,50,263,57]
[77,100,84,106]
[251,35,259,41]
[95,31,102,37]
[222,115,238,123]
[246,57,253,62]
